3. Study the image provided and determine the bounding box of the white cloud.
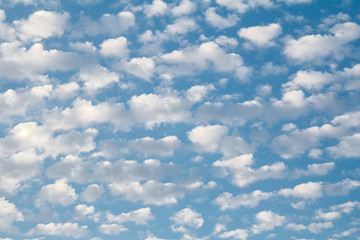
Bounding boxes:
[127,91,191,129]
[109,180,184,205]
[327,133,360,158]
[0,121,97,158]
[99,224,128,235]
[81,184,104,202]
[219,229,248,240]
[0,149,46,194]
[70,41,97,54]
[171,208,204,229]
[187,125,228,153]
[238,23,282,47]
[277,0,312,5]
[270,121,344,159]
[186,84,215,103]
[216,0,274,14]
[36,179,78,207]
[128,136,181,156]
[0,42,83,80]
[100,36,129,58]
[172,0,196,16]
[195,99,263,126]
[251,210,286,234]
[285,223,307,231]
[76,11,135,36]
[0,10,16,41]
[205,7,238,29]
[115,57,155,81]
[213,154,287,187]
[144,0,168,17]
[158,41,251,81]
[0,198,23,231]
[278,182,323,200]
[106,207,154,225]
[307,222,333,233]
[14,10,69,41]
[261,62,288,76]
[215,35,238,48]
[52,82,80,100]
[293,162,335,178]
[44,98,129,131]
[324,179,360,196]
[284,22,360,63]
[286,221,333,234]
[75,65,120,94]
[314,210,341,221]
[165,17,198,35]
[74,204,95,220]
[213,190,273,210]
[330,201,360,214]
[27,222,88,238]
[145,232,167,240]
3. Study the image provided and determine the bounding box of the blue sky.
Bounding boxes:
[0,0,360,239]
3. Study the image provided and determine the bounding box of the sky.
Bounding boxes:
[0,0,360,239]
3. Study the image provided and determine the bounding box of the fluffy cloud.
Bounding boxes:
[327,133,360,158]
[165,17,198,35]
[0,42,83,80]
[278,182,323,200]
[170,208,204,229]
[0,198,23,232]
[98,224,128,235]
[219,229,248,240]
[128,136,181,156]
[283,64,360,92]
[205,7,238,29]
[27,222,88,238]
[314,209,341,221]
[75,65,120,94]
[115,57,155,81]
[324,179,360,196]
[213,190,273,210]
[0,149,46,194]
[158,41,251,81]
[186,84,215,103]
[14,10,69,41]
[109,180,184,205]
[171,0,196,16]
[187,125,228,153]
[307,222,333,233]
[144,0,168,17]
[99,36,129,58]
[0,121,97,158]
[44,98,129,131]
[238,23,282,47]
[286,221,333,233]
[215,0,274,14]
[76,11,135,36]
[106,207,154,225]
[284,22,360,63]
[35,179,78,207]
[251,210,286,234]
[213,154,287,187]
[278,0,312,5]
[293,162,335,178]
[81,184,104,202]
[127,91,191,129]
[74,204,95,220]
[330,201,360,214]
